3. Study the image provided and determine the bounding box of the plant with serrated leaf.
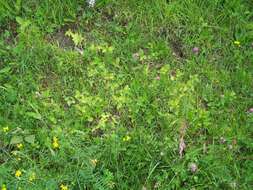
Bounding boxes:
[65,29,84,47]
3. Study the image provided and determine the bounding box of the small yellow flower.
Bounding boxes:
[170,75,175,81]
[15,170,22,178]
[3,127,9,133]
[1,184,7,190]
[11,151,17,156]
[17,157,21,161]
[234,40,241,46]
[91,159,98,166]
[29,172,36,182]
[52,141,59,149]
[60,184,68,190]
[52,137,60,149]
[123,135,131,142]
[107,46,114,53]
[16,143,23,149]
[53,136,58,142]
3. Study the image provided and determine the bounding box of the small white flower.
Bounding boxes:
[189,163,198,173]
[87,0,96,7]
[230,181,237,189]
[220,137,226,144]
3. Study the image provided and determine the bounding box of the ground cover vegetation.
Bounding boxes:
[0,0,253,189]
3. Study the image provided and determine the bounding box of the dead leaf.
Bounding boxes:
[179,137,186,158]
[179,121,187,158]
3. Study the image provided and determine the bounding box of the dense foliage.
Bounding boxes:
[0,0,252,189]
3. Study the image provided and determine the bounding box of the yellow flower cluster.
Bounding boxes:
[15,170,22,178]
[3,127,9,133]
[91,159,98,166]
[123,135,131,142]
[16,143,23,149]
[29,172,36,182]
[1,184,7,190]
[60,184,68,190]
[52,137,59,149]
[234,40,241,46]
[14,170,37,182]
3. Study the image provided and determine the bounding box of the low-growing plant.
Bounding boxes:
[0,0,252,189]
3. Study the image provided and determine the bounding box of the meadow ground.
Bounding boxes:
[0,0,253,189]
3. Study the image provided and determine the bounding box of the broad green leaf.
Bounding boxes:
[0,67,11,74]
[16,16,31,31]
[24,135,35,144]
[26,112,42,120]
[65,29,84,46]
[15,0,22,12]
[10,136,23,144]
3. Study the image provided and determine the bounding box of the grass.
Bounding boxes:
[0,0,253,189]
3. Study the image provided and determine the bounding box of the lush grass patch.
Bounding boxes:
[0,0,253,189]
